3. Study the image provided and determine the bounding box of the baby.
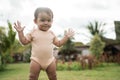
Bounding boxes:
[14,7,74,80]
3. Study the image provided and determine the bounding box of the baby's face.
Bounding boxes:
[35,12,53,31]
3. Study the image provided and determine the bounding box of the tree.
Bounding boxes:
[0,21,16,70]
[0,26,10,70]
[0,27,6,70]
[89,34,105,59]
[87,21,106,37]
[59,38,77,61]
[86,21,106,59]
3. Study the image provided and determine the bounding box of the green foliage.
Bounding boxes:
[89,34,105,59]
[0,63,120,80]
[0,21,16,71]
[74,42,84,46]
[24,52,31,62]
[7,21,16,45]
[87,21,106,37]
[59,39,76,55]
[57,62,82,71]
[56,61,108,71]
[59,38,77,61]
[57,62,68,70]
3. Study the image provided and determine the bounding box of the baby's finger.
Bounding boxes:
[22,26,25,30]
[14,23,18,28]
[14,25,18,30]
[69,28,74,32]
[17,21,21,26]
[14,22,17,26]
[69,28,72,31]
[69,29,74,34]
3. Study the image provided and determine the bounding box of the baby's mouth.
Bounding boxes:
[43,25,50,28]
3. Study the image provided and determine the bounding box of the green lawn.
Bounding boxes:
[0,63,120,80]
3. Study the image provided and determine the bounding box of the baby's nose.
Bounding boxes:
[44,21,49,24]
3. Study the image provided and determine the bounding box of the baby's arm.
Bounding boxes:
[53,28,74,47]
[14,21,30,45]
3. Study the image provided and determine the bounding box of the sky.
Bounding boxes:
[0,0,120,44]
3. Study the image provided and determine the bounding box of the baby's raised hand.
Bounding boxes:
[14,21,25,33]
[65,28,75,38]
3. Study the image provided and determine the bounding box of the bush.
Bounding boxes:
[57,61,82,71]
[89,34,105,59]
[23,53,31,62]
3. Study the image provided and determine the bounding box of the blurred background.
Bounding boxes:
[0,0,120,80]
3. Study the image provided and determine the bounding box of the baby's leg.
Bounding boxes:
[29,60,41,80]
[46,60,57,80]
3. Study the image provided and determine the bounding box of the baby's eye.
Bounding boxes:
[40,19,45,22]
[48,19,51,22]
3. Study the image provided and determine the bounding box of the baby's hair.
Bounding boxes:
[34,7,53,20]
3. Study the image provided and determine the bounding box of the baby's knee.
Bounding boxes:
[29,73,38,80]
[48,73,57,80]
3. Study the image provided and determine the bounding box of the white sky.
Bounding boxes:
[0,0,120,44]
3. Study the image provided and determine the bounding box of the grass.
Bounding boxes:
[0,62,120,80]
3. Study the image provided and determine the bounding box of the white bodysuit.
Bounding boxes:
[26,28,56,70]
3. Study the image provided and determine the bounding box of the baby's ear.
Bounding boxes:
[34,19,37,24]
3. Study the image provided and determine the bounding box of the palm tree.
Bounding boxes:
[87,21,106,37]
[86,21,106,61]
[87,21,120,45]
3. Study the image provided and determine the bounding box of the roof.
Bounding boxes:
[114,44,120,51]
[101,36,120,46]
